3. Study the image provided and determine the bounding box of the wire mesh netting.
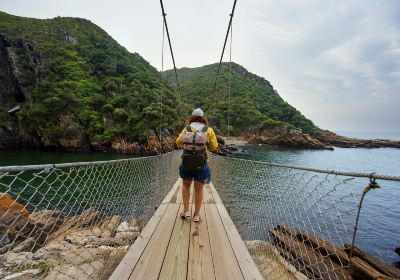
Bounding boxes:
[210,154,400,280]
[0,151,181,280]
[1,150,399,280]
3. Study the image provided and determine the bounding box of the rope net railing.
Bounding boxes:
[210,154,400,280]
[0,151,181,280]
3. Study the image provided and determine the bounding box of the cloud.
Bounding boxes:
[238,0,400,132]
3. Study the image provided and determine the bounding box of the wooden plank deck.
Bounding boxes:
[110,179,263,280]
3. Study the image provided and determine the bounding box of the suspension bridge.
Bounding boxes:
[1,151,400,279]
[110,178,262,280]
[1,0,400,279]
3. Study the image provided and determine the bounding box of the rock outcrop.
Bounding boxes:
[0,33,32,103]
[0,126,177,155]
[245,240,307,280]
[314,131,400,149]
[0,194,141,280]
[240,126,400,150]
[0,193,37,253]
[0,14,184,157]
[241,125,334,150]
[91,131,176,154]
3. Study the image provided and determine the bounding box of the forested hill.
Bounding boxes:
[163,63,319,135]
[0,11,181,152]
[0,11,322,153]
[2,12,395,152]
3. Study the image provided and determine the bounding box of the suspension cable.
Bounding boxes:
[211,0,238,97]
[159,0,181,93]
[228,21,233,137]
[160,17,166,152]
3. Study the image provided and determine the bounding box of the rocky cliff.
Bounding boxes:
[314,131,400,149]
[241,125,333,150]
[240,126,400,150]
[0,192,138,279]
[0,12,182,154]
[1,11,398,154]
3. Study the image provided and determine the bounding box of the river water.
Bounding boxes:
[227,131,400,266]
[0,132,399,265]
[0,150,134,166]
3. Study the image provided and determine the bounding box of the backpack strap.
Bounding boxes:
[202,125,210,145]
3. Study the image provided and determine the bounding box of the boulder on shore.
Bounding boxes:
[29,210,66,244]
[0,205,141,280]
[314,130,400,149]
[241,125,333,150]
[0,188,142,280]
[245,240,306,280]
[0,193,29,224]
[0,193,36,248]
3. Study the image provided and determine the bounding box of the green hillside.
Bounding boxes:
[164,63,319,135]
[0,11,321,152]
[0,11,180,148]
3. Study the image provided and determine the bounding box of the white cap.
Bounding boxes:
[192,108,204,117]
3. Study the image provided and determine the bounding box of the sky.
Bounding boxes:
[1,0,399,134]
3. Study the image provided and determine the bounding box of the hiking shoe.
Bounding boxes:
[193,215,200,222]
[180,210,191,218]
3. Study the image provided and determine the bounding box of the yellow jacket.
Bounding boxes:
[176,126,219,155]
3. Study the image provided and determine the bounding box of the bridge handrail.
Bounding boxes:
[209,153,400,280]
[1,150,399,182]
[0,150,183,279]
[0,151,176,172]
[211,154,400,182]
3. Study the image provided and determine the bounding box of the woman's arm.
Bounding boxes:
[175,127,187,148]
[207,127,218,152]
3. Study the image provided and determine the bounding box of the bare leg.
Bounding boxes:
[182,179,192,211]
[194,181,204,216]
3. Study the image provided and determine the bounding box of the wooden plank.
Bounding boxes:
[277,224,349,266]
[129,203,180,280]
[175,180,193,205]
[269,229,347,280]
[277,247,316,279]
[110,203,169,280]
[163,178,181,204]
[188,204,215,280]
[203,184,214,204]
[205,204,244,280]
[216,203,264,280]
[209,182,223,204]
[178,181,212,205]
[190,181,194,204]
[295,228,349,266]
[349,257,395,280]
[159,204,192,280]
[169,185,181,203]
[175,182,183,204]
[344,244,400,279]
[192,181,211,205]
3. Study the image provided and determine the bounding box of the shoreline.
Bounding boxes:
[224,137,249,146]
[0,193,140,280]
[1,132,400,164]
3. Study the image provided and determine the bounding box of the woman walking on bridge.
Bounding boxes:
[176,108,218,222]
